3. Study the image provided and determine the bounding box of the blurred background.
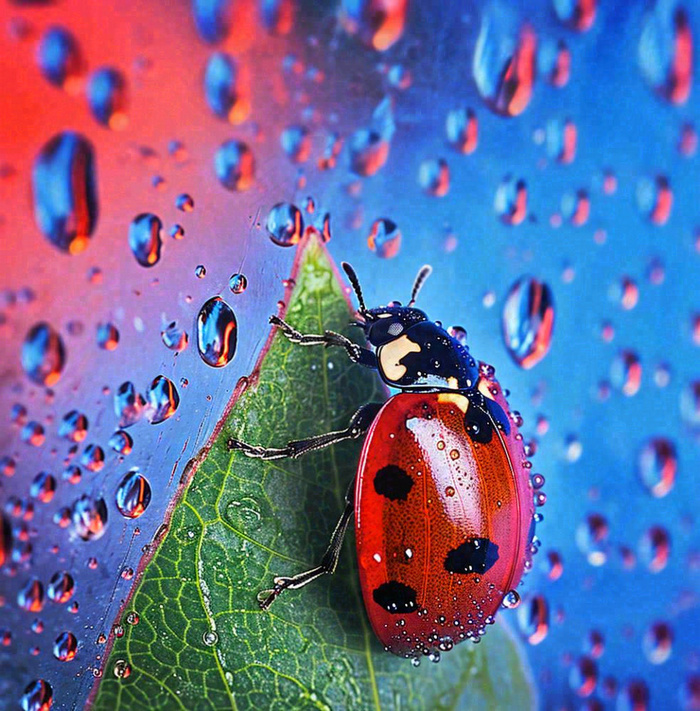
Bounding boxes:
[0,0,699,708]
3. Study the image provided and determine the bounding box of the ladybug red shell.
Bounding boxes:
[355,369,533,658]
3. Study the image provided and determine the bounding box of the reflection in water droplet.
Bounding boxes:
[53,631,77,662]
[538,38,570,87]
[32,132,97,254]
[22,323,66,386]
[643,621,673,664]
[214,140,255,191]
[20,678,53,711]
[516,594,549,644]
[113,659,132,679]
[114,381,145,428]
[197,297,238,367]
[145,375,180,424]
[192,0,233,43]
[161,322,189,352]
[339,0,408,51]
[81,444,105,472]
[96,322,120,351]
[446,108,478,154]
[610,349,642,396]
[546,118,577,163]
[229,273,248,294]
[473,11,536,117]
[418,158,450,197]
[37,26,83,89]
[202,630,219,646]
[266,202,304,247]
[554,0,597,32]
[569,655,598,698]
[281,125,311,163]
[18,578,44,612]
[576,513,609,566]
[87,67,128,129]
[128,213,163,267]
[72,495,108,541]
[639,525,670,572]
[109,430,133,455]
[116,469,152,519]
[204,53,250,124]
[636,175,673,225]
[59,410,88,442]
[368,218,401,258]
[47,571,75,604]
[349,129,390,177]
[617,679,649,711]
[637,437,676,497]
[495,175,528,225]
[639,2,693,105]
[30,472,56,503]
[680,380,700,430]
[502,276,555,369]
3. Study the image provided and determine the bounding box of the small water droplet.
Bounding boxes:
[18,578,44,612]
[214,140,255,191]
[266,202,304,247]
[418,158,450,197]
[22,323,66,386]
[20,679,53,711]
[204,52,250,123]
[71,495,108,541]
[367,218,401,258]
[281,125,311,163]
[197,297,238,367]
[47,571,75,604]
[37,26,84,90]
[113,659,132,679]
[202,630,219,646]
[53,631,77,662]
[446,108,478,154]
[87,67,128,129]
[129,213,163,267]
[516,593,549,644]
[30,472,56,503]
[339,0,408,51]
[495,175,528,225]
[114,382,145,427]
[96,322,120,351]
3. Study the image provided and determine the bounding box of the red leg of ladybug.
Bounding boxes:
[228,402,382,460]
[269,315,378,369]
[259,477,356,610]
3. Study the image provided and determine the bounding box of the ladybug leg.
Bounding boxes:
[228,402,382,460]
[270,315,378,369]
[259,477,356,610]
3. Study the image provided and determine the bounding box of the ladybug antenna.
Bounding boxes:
[408,265,432,306]
[341,261,369,316]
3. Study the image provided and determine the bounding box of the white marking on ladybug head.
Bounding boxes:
[378,335,421,381]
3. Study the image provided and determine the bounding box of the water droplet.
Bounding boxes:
[71,495,108,541]
[128,213,163,267]
[266,202,304,247]
[639,2,692,104]
[116,469,152,519]
[202,630,218,646]
[636,175,673,225]
[495,175,528,225]
[214,140,255,191]
[18,578,44,612]
[114,381,145,428]
[281,125,311,163]
[637,437,676,497]
[680,380,700,430]
[37,26,84,90]
[610,349,642,396]
[30,472,56,503]
[170,224,185,240]
[81,443,105,472]
[569,655,598,697]
[53,631,77,662]
[47,571,75,603]
[176,193,194,213]
[161,321,189,352]
[58,410,88,442]
[87,67,128,129]
[109,430,133,455]
[22,323,66,386]
[192,0,233,43]
[195,264,207,279]
[576,513,609,566]
[502,589,521,609]
[32,132,97,253]
[229,273,248,294]
[617,679,649,711]
[22,421,45,447]
[502,276,554,369]
[516,594,549,645]
[418,158,450,197]
[643,620,673,664]
[113,659,132,679]
[196,297,238,367]
[204,52,250,124]
[554,0,597,31]
[545,549,563,580]
[145,376,179,424]
[445,486,455,497]
[96,322,120,351]
[20,679,52,711]
[339,0,408,51]
[473,11,536,117]
[639,525,670,572]
[538,38,570,87]
[126,611,140,625]
[446,108,478,154]
[546,118,577,163]
[367,218,401,258]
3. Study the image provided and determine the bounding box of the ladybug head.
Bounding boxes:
[342,262,431,347]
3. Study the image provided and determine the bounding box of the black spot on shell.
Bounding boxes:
[374,465,413,501]
[372,581,418,614]
[464,393,494,443]
[444,537,499,574]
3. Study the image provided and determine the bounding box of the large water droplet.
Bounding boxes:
[516,594,549,645]
[473,10,536,117]
[339,0,408,51]
[22,323,66,386]
[20,679,53,711]
[53,631,77,662]
[204,52,250,123]
[32,132,98,254]
[47,571,75,604]
[266,202,304,247]
[502,276,555,369]
[114,381,145,428]
[37,26,84,89]
[145,375,179,424]
[639,1,693,105]
[637,437,676,497]
[71,495,108,541]
[214,140,255,191]
[87,67,128,130]
[128,213,163,267]
[368,218,401,258]
[116,469,152,519]
[196,297,238,367]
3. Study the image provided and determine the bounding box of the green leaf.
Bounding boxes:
[91,237,536,711]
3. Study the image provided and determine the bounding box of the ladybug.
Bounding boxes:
[229,262,536,660]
